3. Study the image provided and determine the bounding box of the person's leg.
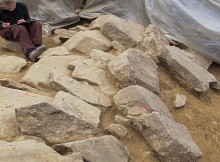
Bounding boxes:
[2,25,36,57]
[25,21,42,47]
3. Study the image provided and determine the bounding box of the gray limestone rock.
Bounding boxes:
[160,46,217,94]
[62,30,112,54]
[89,15,144,48]
[109,49,160,94]
[0,140,83,162]
[173,94,187,108]
[53,91,101,127]
[21,56,85,88]
[46,70,112,109]
[104,124,128,139]
[113,85,173,120]
[0,86,52,141]
[109,49,160,93]
[141,25,170,62]
[53,135,129,162]
[131,112,202,162]
[16,102,99,144]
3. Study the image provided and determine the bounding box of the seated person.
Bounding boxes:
[0,0,45,62]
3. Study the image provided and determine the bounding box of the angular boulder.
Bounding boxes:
[131,112,202,162]
[53,135,129,162]
[160,46,217,94]
[113,85,173,119]
[16,102,99,143]
[109,49,160,94]
[0,140,83,162]
[62,30,112,54]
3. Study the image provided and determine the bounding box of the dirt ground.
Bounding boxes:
[0,35,219,162]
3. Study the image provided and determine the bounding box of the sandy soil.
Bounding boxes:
[0,35,219,162]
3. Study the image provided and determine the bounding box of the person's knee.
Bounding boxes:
[11,26,28,34]
[31,21,42,29]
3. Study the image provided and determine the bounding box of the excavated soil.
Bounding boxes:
[0,35,219,162]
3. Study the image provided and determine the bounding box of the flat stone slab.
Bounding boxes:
[39,46,70,58]
[69,59,118,96]
[90,15,143,48]
[109,49,160,94]
[131,112,202,162]
[46,70,112,109]
[0,140,83,162]
[53,135,129,162]
[0,55,27,73]
[21,56,85,88]
[161,46,217,93]
[62,30,112,55]
[53,91,101,127]
[0,86,52,141]
[16,102,99,144]
[0,78,50,96]
[113,85,173,120]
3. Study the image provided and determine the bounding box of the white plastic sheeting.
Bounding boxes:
[15,0,220,63]
[79,0,150,26]
[17,0,83,25]
[145,0,220,63]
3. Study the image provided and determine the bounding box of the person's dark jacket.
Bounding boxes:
[0,2,30,30]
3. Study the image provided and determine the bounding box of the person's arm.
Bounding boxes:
[0,21,3,30]
[23,4,30,21]
[0,21,10,30]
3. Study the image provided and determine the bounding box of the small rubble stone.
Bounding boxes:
[210,81,220,90]
[112,41,126,53]
[173,94,187,108]
[115,115,131,127]
[104,124,128,139]
[53,28,68,35]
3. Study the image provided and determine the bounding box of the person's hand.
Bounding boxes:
[18,19,26,23]
[2,23,10,28]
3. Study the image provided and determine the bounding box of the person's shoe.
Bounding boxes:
[36,44,47,53]
[28,50,42,62]
[28,45,47,62]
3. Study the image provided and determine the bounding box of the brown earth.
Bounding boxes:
[0,34,219,162]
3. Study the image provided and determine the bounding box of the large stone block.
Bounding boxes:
[131,112,202,162]
[160,46,217,94]
[109,49,160,94]
[62,30,112,54]
[53,135,129,162]
[16,102,99,143]
[113,85,173,119]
